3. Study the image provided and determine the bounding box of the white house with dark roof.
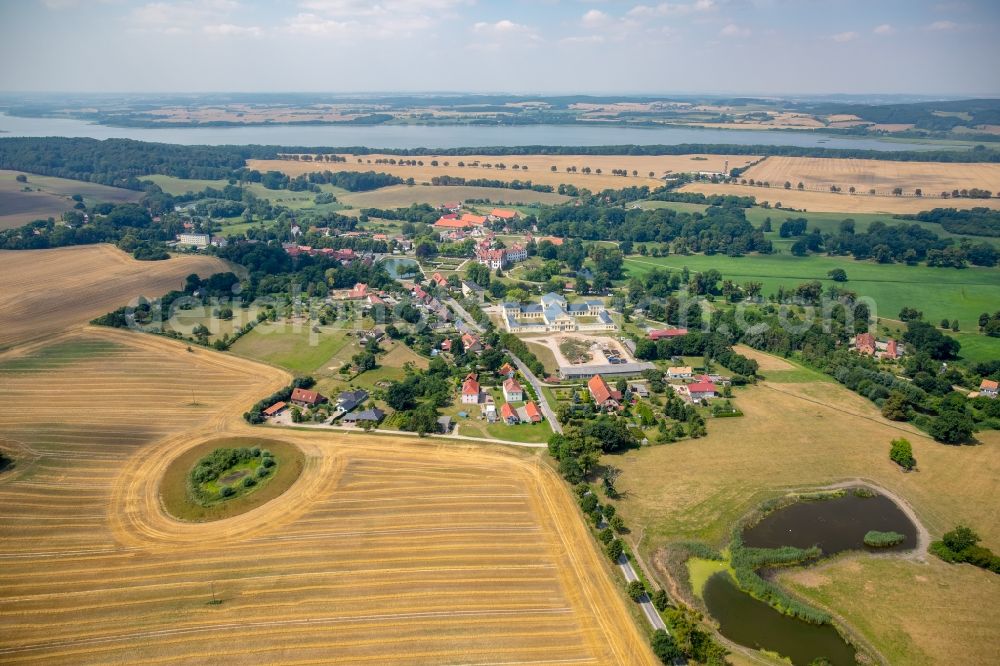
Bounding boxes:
[501,292,616,333]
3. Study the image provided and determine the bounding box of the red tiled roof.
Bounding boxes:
[649,328,688,339]
[461,213,487,226]
[501,403,517,420]
[982,379,999,390]
[263,401,287,416]
[503,377,523,394]
[687,381,717,395]
[498,363,516,376]
[491,208,518,219]
[290,388,323,405]
[462,375,480,395]
[435,217,468,228]
[524,401,542,422]
[588,374,614,405]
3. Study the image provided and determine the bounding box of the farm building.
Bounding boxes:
[263,401,287,418]
[559,361,656,380]
[853,333,903,360]
[343,408,385,425]
[649,328,688,340]
[503,377,524,402]
[490,208,519,222]
[502,292,616,333]
[981,379,999,398]
[290,388,326,408]
[667,366,693,379]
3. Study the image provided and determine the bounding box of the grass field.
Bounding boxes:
[0,170,141,229]
[780,556,1000,666]
[623,253,1000,349]
[680,181,1000,214]
[743,156,1000,198]
[0,328,655,664]
[0,245,232,351]
[339,183,571,208]
[606,350,1000,665]
[249,153,762,191]
[229,322,354,374]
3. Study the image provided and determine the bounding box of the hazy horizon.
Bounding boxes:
[1,0,999,97]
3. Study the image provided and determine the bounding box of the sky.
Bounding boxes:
[0,0,998,96]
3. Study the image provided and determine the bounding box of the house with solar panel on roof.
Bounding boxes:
[501,292,616,333]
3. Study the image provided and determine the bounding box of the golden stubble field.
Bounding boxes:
[0,245,232,350]
[249,153,761,191]
[679,181,1000,214]
[610,365,1000,665]
[0,245,654,665]
[743,156,1000,196]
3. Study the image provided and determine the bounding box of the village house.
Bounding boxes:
[497,362,516,378]
[336,389,369,413]
[687,379,718,402]
[667,366,693,380]
[461,332,482,354]
[345,283,369,300]
[981,379,999,398]
[588,374,622,411]
[523,400,543,423]
[461,373,482,405]
[290,388,326,408]
[440,201,462,213]
[431,272,449,288]
[500,402,519,425]
[503,377,524,402]
[853,333,903,360]
[461,280,485,302]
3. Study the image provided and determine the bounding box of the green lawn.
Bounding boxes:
[624,253,1000,333]
[229,323,352,374]
[140,175,230,195]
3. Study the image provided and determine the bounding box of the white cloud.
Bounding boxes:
[831,31,859,42]
[287,0,464,38]
[627,0,716,19]
[719,23,750,38]
[129,1,243,35]
[472,19,539,42]
[927,20,957,30]
[873,24,895,35]
[283,13,359,35]
[581,9,610,28]
[204,23,262,37]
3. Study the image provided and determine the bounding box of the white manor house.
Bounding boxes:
[502,293,617,333]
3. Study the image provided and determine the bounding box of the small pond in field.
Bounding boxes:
[703,489,918,665]
[742,491,918,554]
[704,572,858,666]
[381,257,420,279]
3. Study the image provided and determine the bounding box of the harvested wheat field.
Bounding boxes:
[0,245,232,350]
[679,181,1000,214]
[249,153,760,192]
[0,329,654,665]
[742,156,1000,197]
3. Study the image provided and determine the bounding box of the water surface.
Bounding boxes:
[0,112,948,151]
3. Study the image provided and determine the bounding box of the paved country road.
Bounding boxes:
[507,352,563,435]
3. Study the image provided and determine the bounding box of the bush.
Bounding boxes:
[930,525,999,574]
[650,629,682,664]
[219,486,235,498]
[242,476,257,488]
[626,580,646,601]
[864,530,905,547]
[651,588,669,611]
[889,437,917,469]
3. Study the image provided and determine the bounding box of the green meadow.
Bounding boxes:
[624,253,1000,362]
